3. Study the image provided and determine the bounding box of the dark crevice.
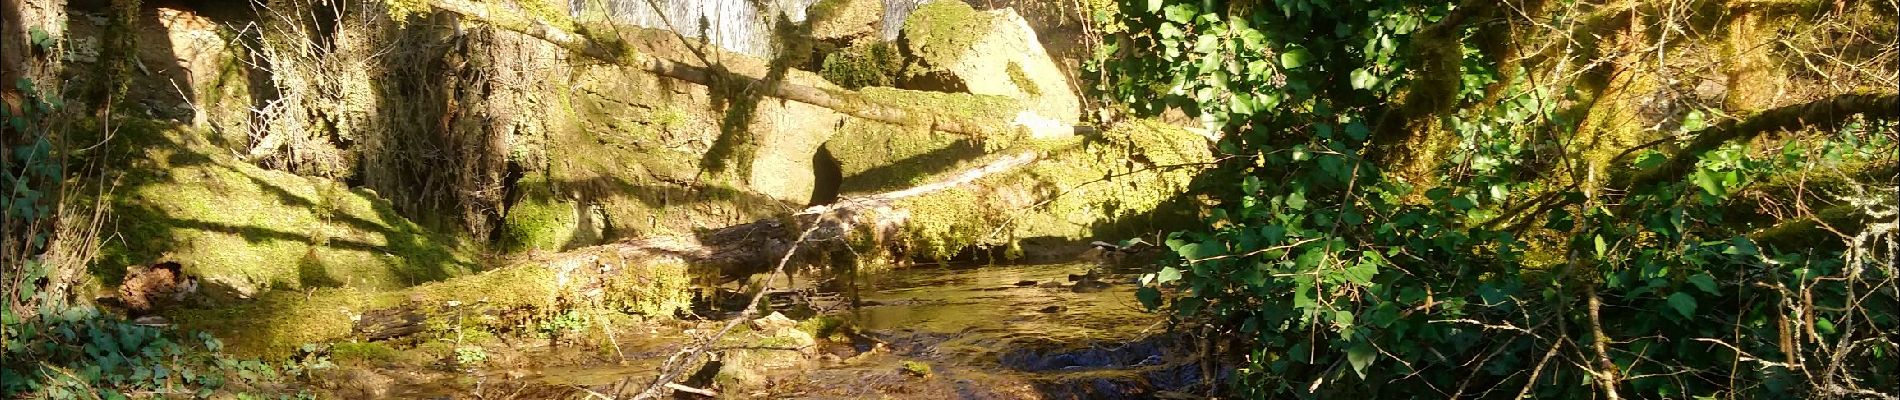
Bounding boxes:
[809,146,843,206]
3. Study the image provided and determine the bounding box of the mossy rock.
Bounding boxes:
[901,1,1082,123]
[98,119,475,298]
[502,176,604,253]
[820,42,902,89]
[171,254,692,358]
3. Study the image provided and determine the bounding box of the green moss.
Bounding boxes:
[502,176,582,253]
[97,119,474,295]
[901,360,933,377]
[170,287,398,358]
[822,88,1030,194]
[889,119,1212,260]
[555,64,790,240]
[600,258,693,317]
[820,42,901,89]
[857,87,1021,134]
[1005,62,1041,97]
[794,316,846,338]
[902,0,997,69]
[330,342,398,364]
[168,251,693,358]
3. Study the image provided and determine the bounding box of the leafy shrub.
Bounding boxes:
[1103,0,1899,398]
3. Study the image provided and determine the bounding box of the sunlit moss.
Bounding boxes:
[502,176,581,253]
[902,0,996,70]
[98,120,474,296]
[820,42,901,89]
[888,119,1212,261]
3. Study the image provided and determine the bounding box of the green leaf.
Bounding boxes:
[1687,273,1718,294]
[29,27,51,51]
[1286,190,1307,210]
[1347,341,1376,379]
[1147,0,1164,13]
[1157,266,1183,283]
[1136,287,1162,310]
[1666,292,1697,318]
[1349,68,1379,89]
[1693,169,1726,197]
[1345,120,1369,141]
[1593,235,1607,259]
[1163,4,1198,23]
[1448,196,1475,211]
[1280,48,1312,69]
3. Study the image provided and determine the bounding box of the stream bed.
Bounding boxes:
[361,262,1207,399]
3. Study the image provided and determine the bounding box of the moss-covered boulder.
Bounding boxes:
[822,88,1030,195]
[170,247,693,358]
[820,41,902,89]
[902,1,1081,124]
[808,0,884,41]
[101,120,475,299]
[502,176,606,253]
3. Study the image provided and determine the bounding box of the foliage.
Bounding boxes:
[1105,0,1899,398]
[1,305,320,399]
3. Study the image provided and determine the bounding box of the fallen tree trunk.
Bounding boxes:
[424,0,1091,137]
[343,150,1044,340]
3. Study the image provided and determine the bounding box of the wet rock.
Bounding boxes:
[749,311,798,332]
[312,368,395,399]
[902,1,1081,126]
[716,316,819,390]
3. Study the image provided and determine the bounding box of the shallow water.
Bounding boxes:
[363,262,1203,399]
[768,262,1204,399]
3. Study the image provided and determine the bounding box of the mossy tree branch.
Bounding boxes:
[1620,93,1899,192]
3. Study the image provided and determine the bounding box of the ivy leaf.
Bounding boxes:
[29,27,51,51]
[1448,196,1475,211]
[1157,266,1183,283]
[1136,287,1162,310]
[1666,292,1697,318]
[1280,48,1312,69]
[1687,273,1718,294]
[1164,4,1198,23]
[1634,151,1667,170]
[1347,341,1376,379]
[1692,169,1726,197]
[1349,68,1379,89]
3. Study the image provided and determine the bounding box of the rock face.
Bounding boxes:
[903,1,1082,125]
[809,0,884,41]
[103,120,476,300]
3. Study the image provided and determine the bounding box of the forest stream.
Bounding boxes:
[356,261,1204,399]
